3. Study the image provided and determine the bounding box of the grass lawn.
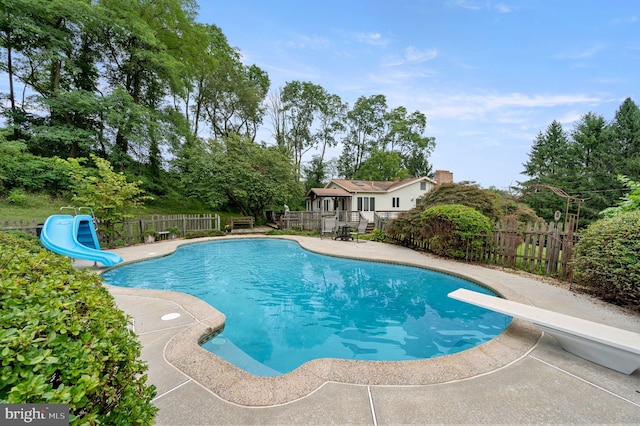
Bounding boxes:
[0,194,72,222]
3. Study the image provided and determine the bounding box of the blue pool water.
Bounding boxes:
[102,239,511,376]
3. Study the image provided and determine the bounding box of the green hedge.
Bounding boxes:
[573,211,640,309]
[0,233,157,425]
[420,204,492,259]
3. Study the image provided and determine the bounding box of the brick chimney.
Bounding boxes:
[434,169,453,185]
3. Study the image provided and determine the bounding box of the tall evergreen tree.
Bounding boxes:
[610,97,640,177]
[521,100,640,226]
[520,120,572,221]
[569,112,615,219]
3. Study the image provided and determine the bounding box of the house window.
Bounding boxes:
[392,197,400,208]
[357,197,375,211]
[420,181,427,190]
[317,200,321,209]
[323,199,331,211]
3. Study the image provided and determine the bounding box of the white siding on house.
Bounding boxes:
[307,177,435,215]
[382,181,434,210]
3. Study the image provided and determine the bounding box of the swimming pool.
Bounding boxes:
[103,238,511,376]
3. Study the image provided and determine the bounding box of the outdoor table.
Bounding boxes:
[335,224,353,241]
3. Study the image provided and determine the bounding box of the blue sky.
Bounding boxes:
[199,0,640,189]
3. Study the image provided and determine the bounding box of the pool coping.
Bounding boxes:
[103,236,543,406]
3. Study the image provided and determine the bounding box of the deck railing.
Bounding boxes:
[278,211,363,231]
[373,211,402,231]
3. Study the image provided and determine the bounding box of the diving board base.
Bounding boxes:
[448,288,640,375]
[534,324,639,375]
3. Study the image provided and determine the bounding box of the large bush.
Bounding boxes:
[573,211,640,309]
[0,141,71,196]
[0,233,157,424]
[421,204,492,259]
[388,183,541,242]
[417,182,502,221]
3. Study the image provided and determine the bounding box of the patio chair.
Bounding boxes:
[320,216,337,239]
[349,218,368,243]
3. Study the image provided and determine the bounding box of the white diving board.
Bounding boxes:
[448,288,640,375]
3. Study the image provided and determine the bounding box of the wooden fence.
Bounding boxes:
[2,214,578,279]
[389,220,579,279]
[0,219,42,235]
[99,214,221,246]
[0,214,220,246]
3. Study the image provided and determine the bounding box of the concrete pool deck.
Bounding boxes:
[89,235,639,424]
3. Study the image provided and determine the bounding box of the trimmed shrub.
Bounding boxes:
[0,233,157,425]
[573,211,640,309]
[417,182,502,221]
[421,204,492,259]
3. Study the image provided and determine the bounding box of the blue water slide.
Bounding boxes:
[40,214,123,267]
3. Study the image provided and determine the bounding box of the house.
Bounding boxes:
[305,170,453,222]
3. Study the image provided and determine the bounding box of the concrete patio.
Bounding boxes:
[85,235,640,424]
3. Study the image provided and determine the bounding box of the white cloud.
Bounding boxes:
[450,0,481,11]
[404,47,438,63]
[356,32,390,47]
[450,0,514,13]
[493,3,513,13]
[285,34,331,49]
[386,90,604,124]
[366,69,437,86]
[459,130,486,136]
[556,110,584,126]
[612,16,638,24]
[554,43,605,60]
[381,47,438,67]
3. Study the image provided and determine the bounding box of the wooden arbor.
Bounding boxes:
[527,185,588,278]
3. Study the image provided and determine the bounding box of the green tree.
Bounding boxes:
[315,92,347,162]
[61,154,150,230]
[201,55,269,141]
[354,150,408,181]
[520,120,573,221]
[338,96,435,179]
[610,97,640,177]
[175,135,302,218]
[339,94,387,178]
[569,112,616,220]
[279,81,326,181]
[383,106,436,177]
[302,155,327,191]
[521,100,640,226]
[0,0,41,139]
[600,175,640,217]
[0,0,106,156]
